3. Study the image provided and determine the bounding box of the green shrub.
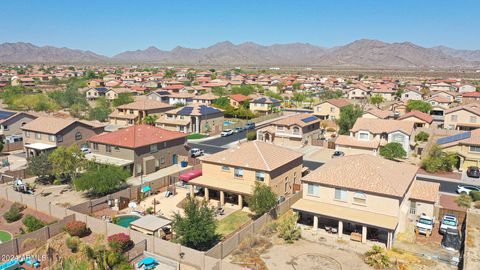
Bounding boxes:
[247,130,256,141]
[66,236,81,253]
[3,206,23,223]
[470,191,480,202]
[415,131,430,142]
[278,212,301,243]
[22,215,45,232]
[65,221,90,237]
[364,245,391,268]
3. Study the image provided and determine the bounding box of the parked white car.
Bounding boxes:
[415,214,434,236]
[221,129,234,137]
[190,148,204,158]
[456,184,480,195]
[80,147,91,154]
[439,214,458,234]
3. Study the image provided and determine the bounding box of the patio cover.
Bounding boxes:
[189,175,253,195]
[24,143,56,151]
[291,198,398,230]
[130,215,171,232]
[85,153,133,167]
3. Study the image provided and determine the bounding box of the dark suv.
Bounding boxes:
[245,122,256,130]
[467,166,480,178]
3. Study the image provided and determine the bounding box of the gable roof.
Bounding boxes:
[117,99,173,111]
[364,108,391,119]
[200,140,302,171]
[323,98,351,108]
[21,117,104,134]
[410,180,439,203]
[445,104,480,116]
[439,129,480,148]
[166,104,223,116]
[351,118,414,135]
[229,94,251,102]
[193,93,218,101]
[88,124,186,148]
[251,96,281,104]
[398,110,433,123]
[302,154,418,197]
[270,113,320,127]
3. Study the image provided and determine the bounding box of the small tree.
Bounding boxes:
[73,164,129,196]
[455,194,472,209]
[247,182,277,217]
[143,115,158,126]
[171,197,219,251]
[247,131,256,141]
[379,142,407,160]
[369,94,384,108]
[27,152,53,178]
[48,144,86,178]
[337,104,364,135]
[422,144,457,173]
[278,212,301,243]
[112,93,133,107]
[407,100,432,113]
[415,131,430,142]
[66,236,81,253]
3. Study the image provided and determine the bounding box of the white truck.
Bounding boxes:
[439,214,458,234]
[415,214,435,236]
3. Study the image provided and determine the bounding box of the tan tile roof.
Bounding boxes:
[351,118,414,135]
[364,108,391,119]
[324,98,351,108]
[335,135,380,149]
[271,113,319,127]
[440,129,480,148]
[193,93,218,100]
[117,99,173,111]
[410,180,439,203]
[21,117,104,134]
[302,154,418,197]
[445,104,480,116]
[200,141,303,171]
[398,110,433,123]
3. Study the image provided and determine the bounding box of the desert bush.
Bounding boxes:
[247,130,256,141]
[65,220,90,237]
[3,206,23,223]
[277,212,301,243]
[107,233,132,252]
[66,236,81,253]
[415,131,429,142]
[364,245,391,269]
[470,191,480,202]
[22,215,45,232]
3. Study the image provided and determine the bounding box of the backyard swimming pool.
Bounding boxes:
[223,120,237,126]
[115,215,140,228]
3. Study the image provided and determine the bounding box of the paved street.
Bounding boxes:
[199,130,247,146]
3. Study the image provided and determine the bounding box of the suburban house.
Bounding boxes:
[108,99,174,127]
[249,96,282,114]
[444,104,480,130]
[430,82,454,92]
[371,87,396,101]
[335,118,414,156]
[398,110,433,128]
[21,117,105,157]
[458,84,477,93]
[85,87,108,101]
[462,92,480,104]
[87,125,188,176]
[192,93,218,106]
[426,96,451,108]
[166,93,194,105]
[291,154,438,249]
[313,99,351,120]
[436,129,480,171]
[256,114,320,147]
[105,88,134,102]
[390,101,408,115]
[156,104,224,134]
[346,87,370,100]
[146,90,171,103]
[400,90,423,101]
[189,141,303,207]
[0,111,37,140]
[430,91,458,103]
[228,94,251,108]
[362,108,392,119]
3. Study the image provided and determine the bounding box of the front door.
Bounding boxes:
[172,154,178,165]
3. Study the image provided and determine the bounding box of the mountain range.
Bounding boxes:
[1,39,479,68]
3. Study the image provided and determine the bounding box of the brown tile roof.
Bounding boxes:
[351,118,414,135]
[398,110,433,123]
[325,98,351,108]
[334,135,380,149]
[88,124,186,148]
[445,104,480,116]
[364,108,391,119]
[116,99,174,111]
[229,94,250,102]
[193,93,218,100]
[271,113,320,127]
[200,140,303,171]
[21,117,104,134]
[410,180,439,203]
[303,154,418,197]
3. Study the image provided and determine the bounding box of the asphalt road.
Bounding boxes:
[201,130,247,146]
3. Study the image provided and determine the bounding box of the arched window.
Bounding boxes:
[75,132,82,140]
[353,192,367,204]
[293,126,300,134]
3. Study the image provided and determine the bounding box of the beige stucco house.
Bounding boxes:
[313,99,351,120]
[444,104,480,131]
[291,154,439,249]
[108,99,174,127]
[156,104,224,135]
[437,129,480,171]
[249,96,281,115]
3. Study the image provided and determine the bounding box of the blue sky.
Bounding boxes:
[0,0,478,56]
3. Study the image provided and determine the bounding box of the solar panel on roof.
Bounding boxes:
[301,116,318,123]
[199,105,221,115]
[177,106,194,116]
[437,131,471,145]
[0,110,16,120]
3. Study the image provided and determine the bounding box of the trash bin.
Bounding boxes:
[180,161,188,167]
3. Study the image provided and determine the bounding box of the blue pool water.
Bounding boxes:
[223,120,237,126]
[115,215,140,228]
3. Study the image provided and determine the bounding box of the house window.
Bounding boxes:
[391,133,405,143]
[222,166,230,171]
[470,146,480,152]
[25,131,30,138]
[128,119,134,125]
[334,188,347,201]
[256,171,265,182]
[450,115,458,122]
[35,133,41,140]
[293,172,297,184]
[160,156,165,164]
[129,110,134,114]
[48,135,55,142]
[75,132,82,140]
[358,132,369,140]
[155,159,160,170]
[307,183,320,196]
[150,144,158,152]
[293,127,300,135]
[2,125,8,131]
[284,178,289,193]
[93,143,99,150]
[409,201,416,215]
[276,126,284,131]
[234,167,244,178]
[56,135,63,142]
[470,116,477,123]
[106,145,112,153]
[353,192,366,204]
[330,107,336,113]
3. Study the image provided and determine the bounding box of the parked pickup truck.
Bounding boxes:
[415,214,434,236]
[190,148,204,158]
[440,214,458,234]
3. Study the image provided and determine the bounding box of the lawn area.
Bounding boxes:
[217,210,251,237]
[0,230,12,242]
[187,133,208,140]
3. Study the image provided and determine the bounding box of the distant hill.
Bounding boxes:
[1,40,479,68]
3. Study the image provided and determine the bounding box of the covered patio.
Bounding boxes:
[292,198,397,249]
[85,153,134,175]
[188,175,252,208]
[24,142,56,158]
